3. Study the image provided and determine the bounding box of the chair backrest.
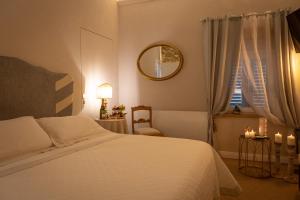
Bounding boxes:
[131,105,153,133]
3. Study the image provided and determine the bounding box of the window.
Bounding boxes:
[230,66,243,106]
[230,64,267,108]
[230,19,269,108]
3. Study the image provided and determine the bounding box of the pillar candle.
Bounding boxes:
[274,132,282,144]
[287,134,296,146]
[250,129,256,138]
[259,118,267,136]
[245,131,250,138]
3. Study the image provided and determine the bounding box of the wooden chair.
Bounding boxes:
[131,106,163,136]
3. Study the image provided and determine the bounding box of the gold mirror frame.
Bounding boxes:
[137,43,184,81]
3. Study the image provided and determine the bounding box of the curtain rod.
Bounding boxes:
[200,8,292,22]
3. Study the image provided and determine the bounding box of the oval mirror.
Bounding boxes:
[137,44,183,81]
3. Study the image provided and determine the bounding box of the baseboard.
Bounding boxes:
[218,151,239,160]
[219,151,289,163]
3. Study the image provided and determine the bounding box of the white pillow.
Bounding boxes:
[37,115,106,147]
[0,116,53,162]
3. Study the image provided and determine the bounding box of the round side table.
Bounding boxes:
[238,135,272,178]
[95,118,129,134]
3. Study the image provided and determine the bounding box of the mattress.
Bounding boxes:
[0,132,241,200]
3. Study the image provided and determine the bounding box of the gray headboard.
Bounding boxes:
[0,56,73,120]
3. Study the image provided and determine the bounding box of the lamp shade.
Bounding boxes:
[97,83,112,99]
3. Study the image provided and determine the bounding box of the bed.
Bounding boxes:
[0,56,241,200]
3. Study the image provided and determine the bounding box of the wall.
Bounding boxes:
[215,116,293,158]
[153,111,208,141]
[0,0,119,115]
[118,0,300,153]
[119,0,300,111]
[80,29,118,118]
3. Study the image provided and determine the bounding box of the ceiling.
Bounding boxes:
[117,0,154,6]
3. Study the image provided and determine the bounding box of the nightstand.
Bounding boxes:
[95,118,129,134]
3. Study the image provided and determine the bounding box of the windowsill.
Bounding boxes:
[215,107,260,119]
[215,112,260,118]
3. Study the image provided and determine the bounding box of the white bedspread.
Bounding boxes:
[0,132,241,200]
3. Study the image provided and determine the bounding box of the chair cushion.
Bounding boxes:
[134,127,163,136]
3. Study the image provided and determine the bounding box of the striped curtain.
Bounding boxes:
[202,17,243,145]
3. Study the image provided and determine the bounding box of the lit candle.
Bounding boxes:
[274,132,282,144]
[287,134,296,146]
[250,129,256,138]
[245,131,250,138]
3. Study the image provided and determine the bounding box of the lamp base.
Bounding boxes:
[100,98,109,119]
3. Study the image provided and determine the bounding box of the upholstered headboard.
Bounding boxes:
[0,56,73,120]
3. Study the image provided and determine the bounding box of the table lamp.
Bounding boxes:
[97,83,112,119]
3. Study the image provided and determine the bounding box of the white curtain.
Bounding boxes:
[203,17,243,144]
[240,10,300,128]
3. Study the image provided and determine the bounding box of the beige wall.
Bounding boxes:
[215,117,293,157]
[80,28,119,118]
[0,0,119,115]
[118,0,300,153]
[153,111,208,141]
[119,0,300,111]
